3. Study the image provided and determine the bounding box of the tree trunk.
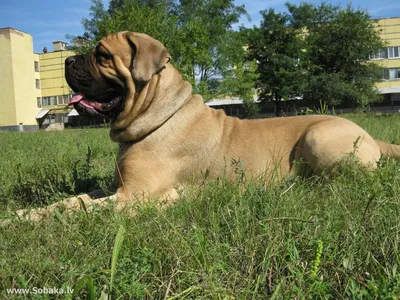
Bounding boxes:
[275,98,281,117]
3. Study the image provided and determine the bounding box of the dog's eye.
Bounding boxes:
[96,51,111,63]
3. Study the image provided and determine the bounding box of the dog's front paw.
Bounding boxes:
[15,208,48,222]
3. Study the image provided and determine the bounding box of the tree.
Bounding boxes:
[287,2,385,108]
[247,2,385,112]
[67,0,253,101]
[66,0,106,54]
[222,29,259,118]
[247,9,307,116]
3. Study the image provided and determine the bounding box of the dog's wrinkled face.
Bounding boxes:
[65,32,170,119]
[65,42,125,118]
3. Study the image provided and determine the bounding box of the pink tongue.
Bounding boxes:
[68,94,83,106]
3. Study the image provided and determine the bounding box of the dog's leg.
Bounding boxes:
[296,119,381,174]
[10,187,181,224]
[13,189,117,222]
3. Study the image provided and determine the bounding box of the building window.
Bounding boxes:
[389,68,400,80]
[388,46,400,59]
[384,68,400,80]
[42,97,50,106]
[370,49,386,60]
[36,79,40,89]
[57,95,70,105]
[64,94,72,104]
[37,97,42,108]
[50,96,57,106]
[34,61,39,72]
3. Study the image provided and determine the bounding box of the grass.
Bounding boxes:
[1,113,400,298]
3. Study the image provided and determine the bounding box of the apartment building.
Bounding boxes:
[37,41,75,129]
[0,28,78,131]
[373,17,400,102]
[0,28,41,131]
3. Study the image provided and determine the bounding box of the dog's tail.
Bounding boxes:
[376,140,400,159]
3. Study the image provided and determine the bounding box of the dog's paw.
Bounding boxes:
[15,208,48,222]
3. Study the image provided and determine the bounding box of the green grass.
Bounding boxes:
[1,113,400,299]
[0,128,117,210]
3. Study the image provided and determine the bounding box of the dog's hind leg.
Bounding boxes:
[296,119,381,174]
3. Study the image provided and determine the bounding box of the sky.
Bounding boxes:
[0,0,399,54]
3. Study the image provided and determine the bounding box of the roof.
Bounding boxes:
[67,109,79,117]
[371,16,400,21]
[206,95,259,106]
[378,87,400,94]
[36,110,50,119]
[0,27,32,35]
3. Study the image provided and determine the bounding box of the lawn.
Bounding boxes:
[1,113,400,299]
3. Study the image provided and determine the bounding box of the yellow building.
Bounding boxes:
[38,42,75,128]
[0,28,41,131]
[0,27,81,131]
[371,17,400,102]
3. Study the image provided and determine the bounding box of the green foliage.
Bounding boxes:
[110,224,126,294]
[316,100,330,115]
[248,2,385,112]
[67,0,253,101]
[247,8,307,116]
[287,2,385,108]
[1,113,400,298]
[222,44,260,118]
[72,224,126,298]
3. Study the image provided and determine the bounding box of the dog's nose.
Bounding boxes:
[65,56,76,66]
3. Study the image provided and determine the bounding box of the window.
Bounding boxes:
[389,68,400,80]
[35,79,40,89]
[42,97,50,106]
[34,61,39,72]
[384,68,400,80]
[57,95,63,105]
[388,46,400,58]
[383,69,389,80]
[57,95,71,105]
[50,96,57,106]
[370,49,386,60]
[64,94,71,104]
[37,97,42,108]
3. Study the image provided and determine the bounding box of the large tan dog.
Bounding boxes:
[14,31,400,221]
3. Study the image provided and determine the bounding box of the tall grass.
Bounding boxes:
[0,128,117,209]
[1,113,400,298]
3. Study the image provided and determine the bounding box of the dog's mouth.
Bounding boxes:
[68,93,123,118]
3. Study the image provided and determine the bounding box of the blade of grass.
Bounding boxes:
[110,224,126,294]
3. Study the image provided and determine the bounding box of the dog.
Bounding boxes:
[13,31,400,222]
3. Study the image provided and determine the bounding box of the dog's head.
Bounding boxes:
[65,31,171,119]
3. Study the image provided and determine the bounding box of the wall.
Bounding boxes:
[0,28,40,128]
[374,17,400,91]
[11,29,41,126]
[0,28,17,126]
[39,50,75,98]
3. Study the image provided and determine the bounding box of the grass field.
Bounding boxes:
[1,113,400,299]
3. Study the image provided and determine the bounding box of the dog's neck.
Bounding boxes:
[109,65,194,143]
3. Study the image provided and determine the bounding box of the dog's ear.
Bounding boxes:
[126,32,171,83]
